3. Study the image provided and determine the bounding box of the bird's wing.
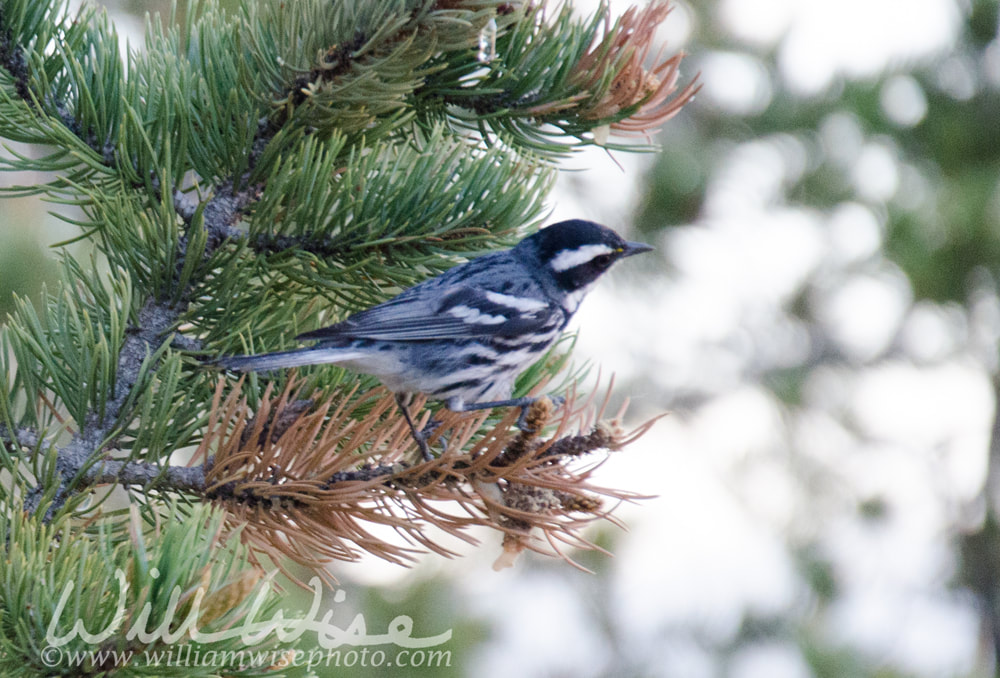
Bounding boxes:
[296,285,558,342]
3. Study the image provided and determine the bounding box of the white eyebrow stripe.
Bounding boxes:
[549,244,614,272]
[448,305,507,325]
[484,291,548,312]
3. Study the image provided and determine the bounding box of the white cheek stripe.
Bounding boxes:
[448,305,507,325]
[484,291,548,312]
[549,244,614,273]
[561,284,593,313]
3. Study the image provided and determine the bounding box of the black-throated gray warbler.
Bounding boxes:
[215,219,652,458]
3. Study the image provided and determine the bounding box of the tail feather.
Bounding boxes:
[212,347,364,372]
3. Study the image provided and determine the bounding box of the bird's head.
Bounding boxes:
[518,219,654,293]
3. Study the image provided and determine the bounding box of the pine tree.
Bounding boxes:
[0,0,694,674]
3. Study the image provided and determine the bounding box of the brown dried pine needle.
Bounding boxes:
[191,375,663,580]
[566,0,700,137]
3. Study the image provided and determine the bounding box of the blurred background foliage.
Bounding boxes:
[5,0,1000,676]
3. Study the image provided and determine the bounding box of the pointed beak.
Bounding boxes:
[621,241,654,258]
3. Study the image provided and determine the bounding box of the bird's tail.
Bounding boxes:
[211,346,364,373]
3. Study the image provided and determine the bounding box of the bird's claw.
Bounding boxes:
[415,419,449,461]
[420,419,443,437]
[413,434,434,462]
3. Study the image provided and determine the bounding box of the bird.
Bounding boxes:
[214,219,653,459]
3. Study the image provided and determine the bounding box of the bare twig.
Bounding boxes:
[83,458,207,494]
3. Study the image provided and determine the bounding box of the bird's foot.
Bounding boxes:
[415,419,450,460]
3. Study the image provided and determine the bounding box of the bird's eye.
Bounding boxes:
[592,254,613,268]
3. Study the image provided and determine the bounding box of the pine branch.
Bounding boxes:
[0,0,692,596]
[0,8,30,102]
[0,423,48,454]
[26,142,267,510]
[86,457,207,493]
[0,502,297,676]
[0,2,126,169]
[20,297,181,517]
[428,1,698,151]
[1,378,640,562]
[175,180,259,258]
[0,420,203,494]
[182,377,657,581]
